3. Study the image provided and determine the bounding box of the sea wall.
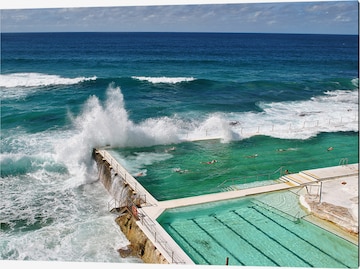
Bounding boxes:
[116,213,169,264]
[93,149,132,208]
[92,148,170,264]
[93,149,112,192]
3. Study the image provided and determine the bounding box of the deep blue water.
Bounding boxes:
[0,32,358,262]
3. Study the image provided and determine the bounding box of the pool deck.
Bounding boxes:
[143,163,358,219]
[97,148,358,264]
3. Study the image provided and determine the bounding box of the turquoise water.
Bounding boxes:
[109,131,358,201]
[157,191,359,267]
[1,31,358,262]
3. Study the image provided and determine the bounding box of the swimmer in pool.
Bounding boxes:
[201,160,218,164]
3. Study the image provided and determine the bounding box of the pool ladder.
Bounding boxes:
[294,212,301,224]
[339,158,348,165]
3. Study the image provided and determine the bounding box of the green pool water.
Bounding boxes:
[157,191,359,268]
[109,131,358,201]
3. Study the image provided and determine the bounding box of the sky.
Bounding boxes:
[0,1,359,34]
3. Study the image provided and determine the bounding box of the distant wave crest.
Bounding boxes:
[132,76,196,84]
[0,72,97,88]
[351,78,359,88]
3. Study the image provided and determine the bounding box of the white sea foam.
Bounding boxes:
[132,76,196,84]
[49,84,357,190]
[183,88,358,141]
[0,72,97,88]
[351,77,359,88]
[4,81,357,183]
[54,85,358,183]
[54,83,184,186]
[0,73,96,100]
[1,128,137,261]
[54,83,138,185]
[109,150,173,176]
[0,73,97,100]
[1,171,136,262]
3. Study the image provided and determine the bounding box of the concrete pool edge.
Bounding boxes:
[93,148,359,265]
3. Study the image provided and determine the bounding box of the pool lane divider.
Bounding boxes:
[231,210,314,267]
[251,205,352,268]
[166,223,212,265]
[190,218,246,265]
[211,214,280,266]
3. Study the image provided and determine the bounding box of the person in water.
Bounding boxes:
[165,146,176,153]
[174,168,188,173]
[201,160,218,164]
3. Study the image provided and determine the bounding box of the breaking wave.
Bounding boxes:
[132,76,196,84]
[53,83,358,185]
[0,72,97,88]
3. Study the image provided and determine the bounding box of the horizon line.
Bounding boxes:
[2,31,357,36]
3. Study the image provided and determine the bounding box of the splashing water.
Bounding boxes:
[53,82,358,187]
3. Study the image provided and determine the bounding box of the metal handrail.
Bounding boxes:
[137,208,187,264]
[107,198,117,212]
[215,166,284,190]
[97,149,157,206]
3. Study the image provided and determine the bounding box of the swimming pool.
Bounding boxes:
[157,191,358,267]
[108,132,358,201]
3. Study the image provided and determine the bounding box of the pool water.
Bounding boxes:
[157,191,358,267]
[109,131,358,201]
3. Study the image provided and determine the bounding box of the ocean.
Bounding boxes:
[1,32,358,262]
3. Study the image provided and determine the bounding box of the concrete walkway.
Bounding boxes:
[300,163,358,180]
[281,163,358,185]
[143,182,295,219]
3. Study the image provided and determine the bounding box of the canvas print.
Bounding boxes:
[1,1,358,268]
